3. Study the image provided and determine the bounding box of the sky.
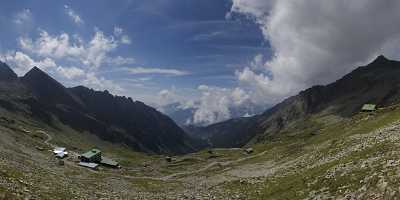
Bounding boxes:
[1,0,400,125]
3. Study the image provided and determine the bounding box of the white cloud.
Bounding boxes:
[191,85,252,125]
[82,72,124,94]
[157,85,253,126]
[0,51,56,75]
[84,31,118,68]
[19,30,127,68]
[120,35,132,45]
[113,26,131,44]
[230,0,400,104]
[114,27,123,36]
[14,9,32,25]
[64,5,84,25]
[19,31,84,59]
[0,50,123,95]
[157,89,183,108]
[56,66,85,79]
[105,56,135,65]
[126,67,189,76]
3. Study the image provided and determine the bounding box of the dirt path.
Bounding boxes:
[38,130,269,181]
[162,150,269,180]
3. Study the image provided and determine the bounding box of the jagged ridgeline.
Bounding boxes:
[191,55,400,147]
[0,62,194,155]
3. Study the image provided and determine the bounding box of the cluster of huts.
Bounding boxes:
[53,147,119,170]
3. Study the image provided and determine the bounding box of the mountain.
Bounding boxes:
[0,64,194,154]
[199,55,400,147]
[161,101,270,126]
[0,61,17,81]
[161,102,196,125]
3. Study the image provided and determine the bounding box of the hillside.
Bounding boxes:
[2,86,400,199]
[0,63,194,154]
[3,56,400,199]
[197,55,400,148]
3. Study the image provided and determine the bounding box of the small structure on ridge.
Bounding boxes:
[361,104,377,112]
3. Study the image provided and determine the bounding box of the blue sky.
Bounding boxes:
[0,0,268,105]
[2,0,399,125]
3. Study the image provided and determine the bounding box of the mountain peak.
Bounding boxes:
[24,66,47,78]
[22,66,63,88]
[370,55,391,65]
[0,61,18,81]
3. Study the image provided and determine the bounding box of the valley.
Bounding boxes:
[2,56,400,199]
[3,93,400,199]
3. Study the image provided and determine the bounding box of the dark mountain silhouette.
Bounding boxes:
[0,61,17,81]
[194,55,400,147]
[0,65,194,154]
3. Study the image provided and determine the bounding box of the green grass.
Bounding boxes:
[220,105,400,199]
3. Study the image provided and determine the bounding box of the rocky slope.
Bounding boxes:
[198,55,400,147]
[0,63,194,154]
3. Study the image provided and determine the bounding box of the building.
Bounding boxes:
[244,148,254,154]
[53,147,66,154]
[80,149,102,163]
[79,148,119,168]
[53,147,68,159]
[78,162,99,170]
[55,151,68,159]
[361,104,377,112]
[100,157,120,168]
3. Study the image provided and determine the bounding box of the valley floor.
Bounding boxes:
[2,105,400,199]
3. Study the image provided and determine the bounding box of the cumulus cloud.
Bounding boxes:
[82,72,124,93]
[19,31,84,59]
[126,67,189,76]
[0,51,122,94]
[56,66,85,79]
[157,89,183,107]
[19,30,133,68]
[64,5,84,25]
[158,85,253,126]
[190,85,252,125]
[84,31,118,67]
[230,0,400,104]
[0,51,56,75]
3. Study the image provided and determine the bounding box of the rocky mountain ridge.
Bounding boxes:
[0,63,194,154]
[193,55,400,147]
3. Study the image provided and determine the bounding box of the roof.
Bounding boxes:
[81,149,101,159]
[78,162,99,169]
[100,156,119,166]
[362,104,377,111]
[53,147,66,154]
[56,152,68,158]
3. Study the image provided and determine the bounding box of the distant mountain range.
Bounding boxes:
[187,55,400,148]
[161,101,270,126]
[0,62,194,154]
[1,55,399,153]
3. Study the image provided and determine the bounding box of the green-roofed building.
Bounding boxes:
[80,149,102,163]
[361,104,377,112]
